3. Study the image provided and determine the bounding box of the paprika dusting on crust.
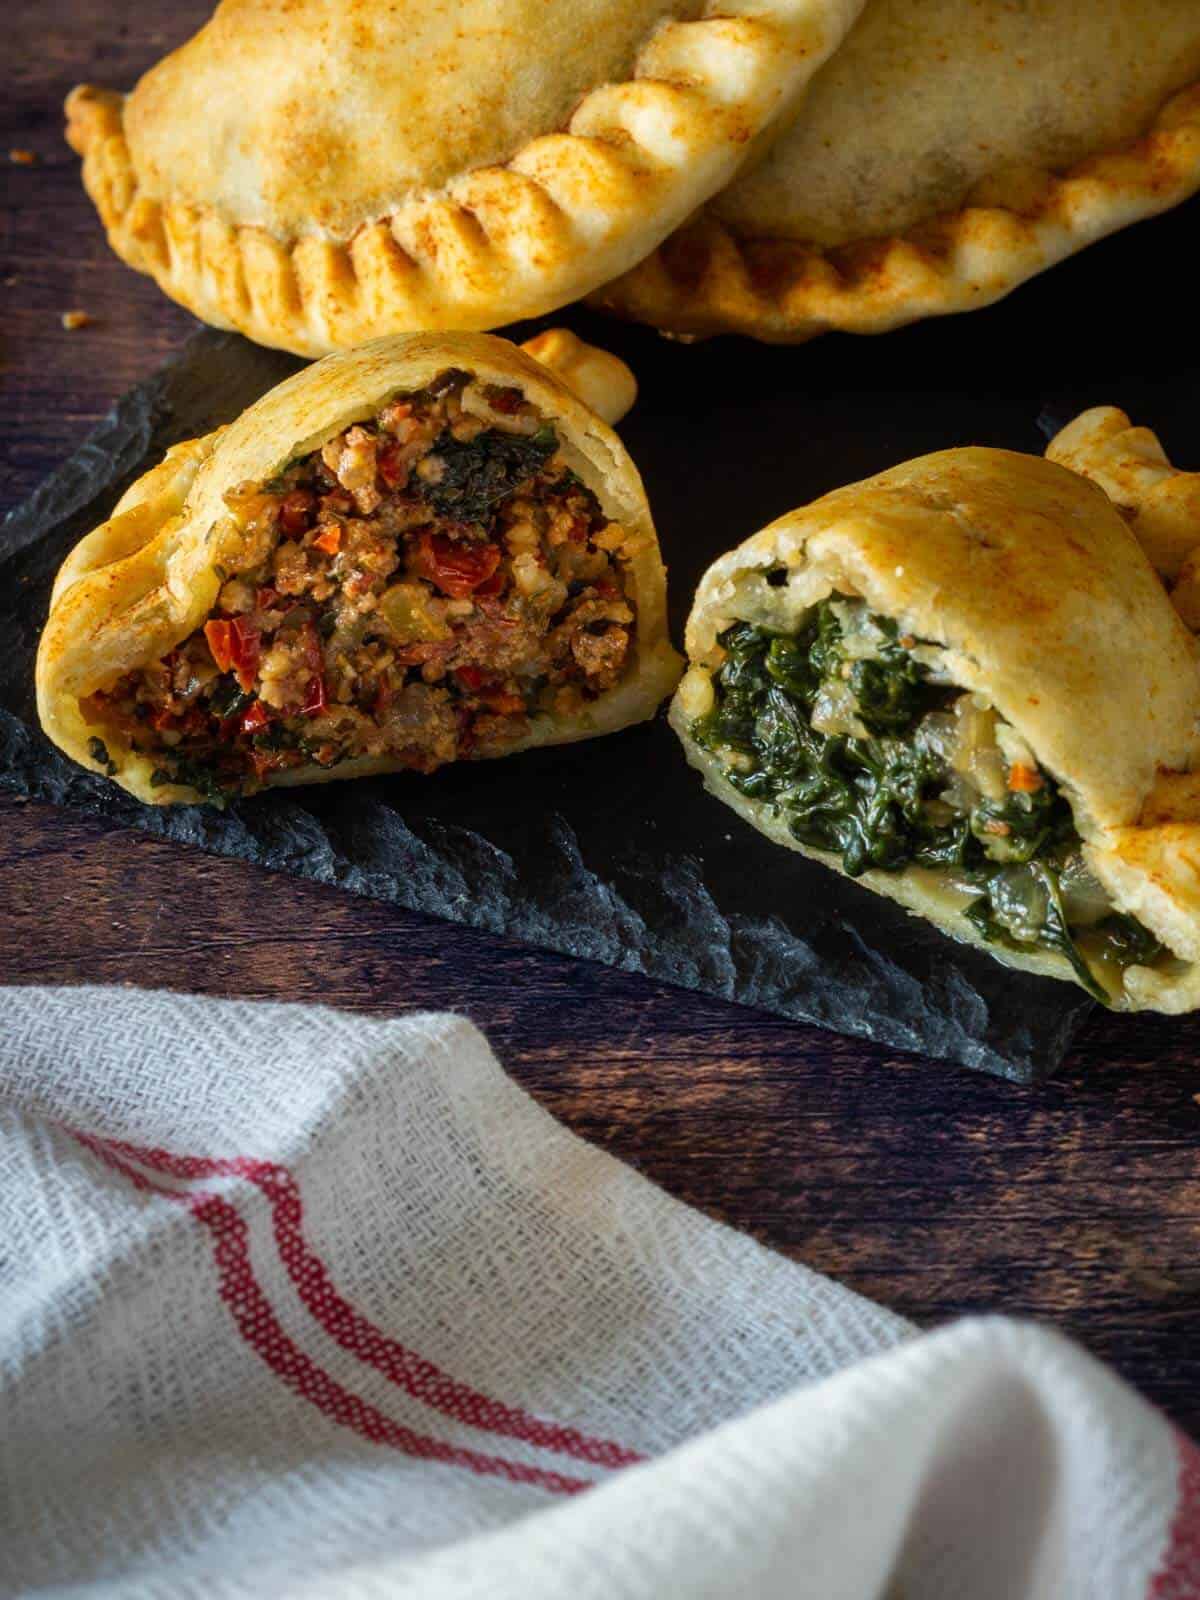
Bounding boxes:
[85,370,638,799]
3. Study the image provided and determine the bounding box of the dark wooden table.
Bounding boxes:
[5,2,1200,1434]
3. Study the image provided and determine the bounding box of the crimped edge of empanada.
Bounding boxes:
[37,332,682,805]
[63,0,864,357]
[591,81,1200,342]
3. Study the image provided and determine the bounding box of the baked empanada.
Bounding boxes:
[37,332,681,805]
[595,0,1200,341]
[64,0,864,356]
[671,446,1200,1009]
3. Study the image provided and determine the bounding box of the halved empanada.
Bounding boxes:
[64,0,864,356]
[37,331,681,805]
[595,0,1200,341]
[671,446,1200,1009]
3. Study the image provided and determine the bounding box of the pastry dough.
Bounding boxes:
[595,0,1200,341]
[1046,407,1200,585]
[64,0,864,355]
[37,331,681,804]
[672,445,1200,1009]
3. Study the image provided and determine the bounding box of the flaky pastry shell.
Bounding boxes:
[595,0,1200,341]
[37,333,682,805]
[672,447,1200,1010]
[64,0,864,355]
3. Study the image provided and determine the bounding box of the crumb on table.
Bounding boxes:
[60,310,94,331]
[8,149,37,165]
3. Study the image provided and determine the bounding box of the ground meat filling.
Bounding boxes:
[88,371,638,797]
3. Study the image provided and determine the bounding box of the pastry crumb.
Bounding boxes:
[61,309,94,331]
[8,148,37,165]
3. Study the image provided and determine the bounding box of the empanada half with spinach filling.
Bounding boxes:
[595,0,1200,341]
[63,0,864,355]
[672,448,1200,1009]
[37,332,681,806]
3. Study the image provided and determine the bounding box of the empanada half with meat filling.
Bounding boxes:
[37,332,681,805]
[672,447,1200,1009]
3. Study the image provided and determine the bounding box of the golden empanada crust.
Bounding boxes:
[595,0,1200,341]
[37,332,682,805]
[672,446,1200,1010]
[65,0,864,355]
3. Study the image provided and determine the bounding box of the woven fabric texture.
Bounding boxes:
[0,986,1195,1599]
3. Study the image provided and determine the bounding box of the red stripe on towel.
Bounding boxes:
[74,1132,591,1497]
[1149,1432,1200,1598]
[96,1135,643,1470]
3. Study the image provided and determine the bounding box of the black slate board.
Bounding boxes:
[4,200,1198,1081]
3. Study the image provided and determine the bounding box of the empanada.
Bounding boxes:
[64,0,864,355]
[671,446,1200,1009]
[37,332,681,805]
[595,0,1200,341]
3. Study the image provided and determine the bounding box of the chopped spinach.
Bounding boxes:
[692,602,1161,997]
[87,736,107,764]
[208,679,254,721]
[416,427,558,526]
[963,860,1108,1002]
[251,724,297,753]
[693,611,952,877]
[150,754,230,805]
[1091,912,1165,969]
[969,784,1064,864]
[86,736,117,775]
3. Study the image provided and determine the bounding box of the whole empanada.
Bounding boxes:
[64,0,864,355]
[671,445,1200,1010]
[596,0,1200,341]
[37,332,681,805]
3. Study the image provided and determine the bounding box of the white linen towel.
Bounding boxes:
[0,985,1196,1599]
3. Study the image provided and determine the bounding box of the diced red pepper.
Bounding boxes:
[489,387,524,415]
[249,745,304,780]
[230,617,261,692]
[299,623,327,717]
[204,618,235,675]
[312,525,342,556]
[377,442,408,489]
[206,616,261,691]
[279,490,317,537]
[452,665,523,716]
[1008,763,1044,793]
[414,533,502,599]
[474,566,506,598]
[152,705,207,736]
[480,690,525,716]
[240,699,272,736]
[302,676,327,716]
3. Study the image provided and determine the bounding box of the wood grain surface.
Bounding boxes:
[4,2,1200,1437]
